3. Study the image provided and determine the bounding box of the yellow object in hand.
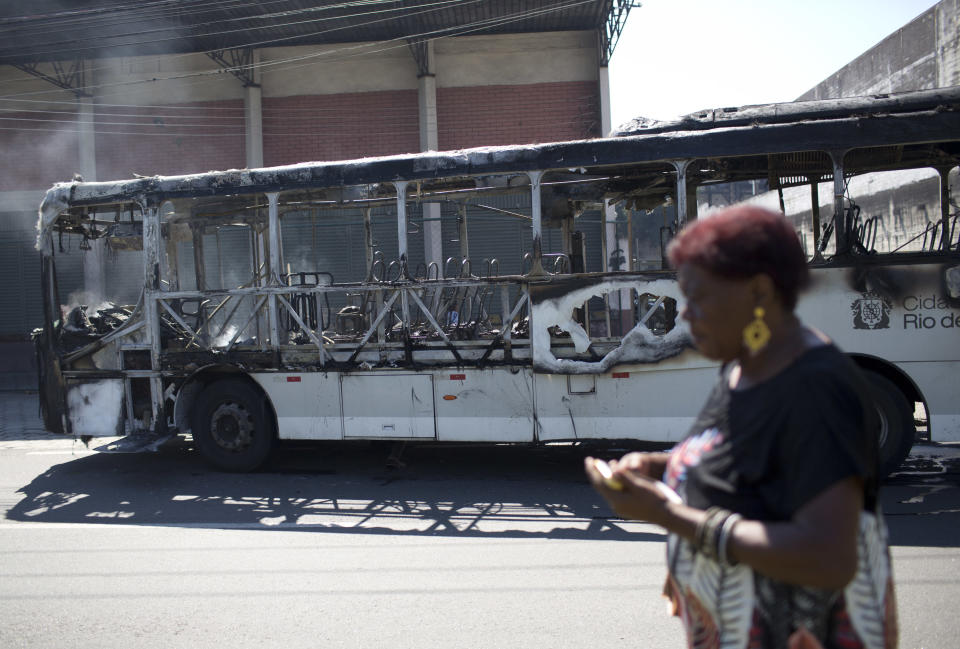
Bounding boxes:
[592,458,624,491]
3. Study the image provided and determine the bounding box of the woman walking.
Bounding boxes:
[586,206,897,649]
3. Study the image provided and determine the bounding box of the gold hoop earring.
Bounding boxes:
[742,306,770,354]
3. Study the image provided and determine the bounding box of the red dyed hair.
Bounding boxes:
[667,205,809,309]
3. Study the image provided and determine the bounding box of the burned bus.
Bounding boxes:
[33,87,960,474]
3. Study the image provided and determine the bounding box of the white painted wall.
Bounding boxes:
[435,31,597,88]
[260,42,418,96]
[94,53,244,105]
[0,66,78,111]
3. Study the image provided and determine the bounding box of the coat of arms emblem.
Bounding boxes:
[851,291,892,329]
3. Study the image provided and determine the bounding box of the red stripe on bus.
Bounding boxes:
[287,376,301,382]
[450,373,466,380]
[612,372,629,379]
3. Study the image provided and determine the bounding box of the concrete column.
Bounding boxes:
[529,171,545,276]
[417,41,443,270]
[396,181,409,278]
[78,90,106,302]
[598,63,627,334]
[267,192,281,347]
[78,97,97,181]
[602,198,631,335]
[423,203,442,270]
[244,50,264,168]
[598,65,613,137]
[417,50,438,151]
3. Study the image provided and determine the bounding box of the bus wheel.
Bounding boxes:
[863,371,915,478]
[192,378,275,472]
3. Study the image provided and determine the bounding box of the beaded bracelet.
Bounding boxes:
[716,512,742,566]
[694,507,732,561]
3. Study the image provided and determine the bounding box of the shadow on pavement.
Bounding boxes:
[5,438,666,543]
[880,447,960,548]
[6,388,959,549]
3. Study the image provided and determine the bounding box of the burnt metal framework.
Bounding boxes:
[32,89,960,437]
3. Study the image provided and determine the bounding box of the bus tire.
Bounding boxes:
[192,378,275,472]
[862,370,915,478]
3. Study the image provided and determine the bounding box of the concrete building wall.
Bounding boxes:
[1,30,600,189]
[798,0,959,99]
[435,31,597,87]
[788,0,959,267]
[95,53,246,105]
[260,44,418,96]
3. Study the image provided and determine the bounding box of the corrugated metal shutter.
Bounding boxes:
[283,210,347,317]
[176,239,197,289]
[0,238,31,335]
[52,235,86,312]
[581,209,604,272]
[210,226,255,341]
[1,210,148,336]
[0,211,43,336]
[454,193,531,276]
[103,247,144,305]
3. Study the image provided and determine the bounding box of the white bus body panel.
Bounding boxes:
[434,368,534,442]
[799,263,960,441]
[342,374,436,439]
[533,362,715,442]
[252,373,342,440]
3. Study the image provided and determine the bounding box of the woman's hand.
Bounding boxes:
[610,451,668,481]
[584,454,673,524]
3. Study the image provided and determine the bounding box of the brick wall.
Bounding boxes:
[263,90,420,166]
[437,81,600,150]
[95,100,245,181]
[0,110,81,190]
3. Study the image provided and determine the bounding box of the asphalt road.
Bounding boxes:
[1,392,958,649]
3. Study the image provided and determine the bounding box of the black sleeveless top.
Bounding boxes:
[662,344,896,649]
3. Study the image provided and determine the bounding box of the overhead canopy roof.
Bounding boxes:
[0,0,626,66]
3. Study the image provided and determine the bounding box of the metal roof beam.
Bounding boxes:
[599,0,641,66]
[12,58,89,97]
[206,47,258,88]
[407,39,432,78]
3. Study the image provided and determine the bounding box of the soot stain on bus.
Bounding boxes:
[845,262,960,310]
